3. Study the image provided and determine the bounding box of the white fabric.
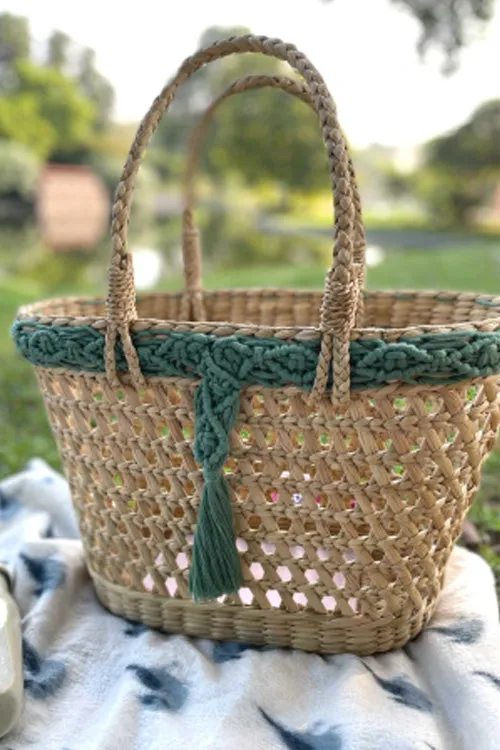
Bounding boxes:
[1,459,499,750]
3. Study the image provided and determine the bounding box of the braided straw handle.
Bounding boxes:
[106,35,363,404]
[181,74,366,325]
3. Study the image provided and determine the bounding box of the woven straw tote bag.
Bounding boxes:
[13,35,500,656]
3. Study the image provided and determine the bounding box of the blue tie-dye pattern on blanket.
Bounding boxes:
[1,459,500,749]
[0,487,21,521]
[22,639,67,700]
[20,553,66,597]
[127,664,188,711]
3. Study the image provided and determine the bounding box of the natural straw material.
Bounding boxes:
[181,74,366,327]
[13,37,500,655]
[105,36,361,405]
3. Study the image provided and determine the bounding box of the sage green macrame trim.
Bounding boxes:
[12,320,500,390]
[12,319,500,600]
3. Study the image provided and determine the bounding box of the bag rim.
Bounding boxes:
[15,287,500,342]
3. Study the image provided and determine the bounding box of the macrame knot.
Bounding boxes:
[203,467,220,483]
[210,337,255,383]
[13,322,500,395]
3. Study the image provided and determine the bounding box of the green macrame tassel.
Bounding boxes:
[189,471,243,600]
[190,377,243,601]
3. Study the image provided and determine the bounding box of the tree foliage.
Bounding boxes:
[47,30,70,72]
[0,60,95,160]
[393,0,494,70]
[383,164,414,199]
[324,0,495,71]
[0,13,115,162]
[0,13,29,62]
[0,139,40,200]
[205,88,329,190]
[46,30,115,130]
[153,26,272,153]
[418,99,500,226]
[154,26,328,191]
[78,48,114,131]
[428,100,500,171]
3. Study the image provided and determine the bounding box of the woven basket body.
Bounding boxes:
[15,289,500,654]
[13,39,500,655]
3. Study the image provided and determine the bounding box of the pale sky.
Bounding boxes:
[7,0,500,148]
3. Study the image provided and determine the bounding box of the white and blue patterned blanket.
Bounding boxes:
[1,459,499,750]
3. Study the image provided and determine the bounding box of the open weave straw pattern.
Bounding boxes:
[34,364,499,654]
[16,288,500,653]
[13,34,500,654]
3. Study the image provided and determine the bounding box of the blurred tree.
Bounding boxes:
[417,99,500,226]
[153,26,264,153]
[415,168,488,227]
[200,203,329,267]
[0,12,29,63]
[88,122,138,161]
[0,139,40,202]
[206,87,328,191]
[153,25,327,191]
[0,94,55,159]
[87,152,159,226]
[393,0,494,70]
[77,48,114,131]
[146,148,184,182]
[47,30,70,72]
[429,100,500,171]
[383,164,414,199]
[0,12,114,160]
[323,0,495,71]
[0,61,95,160]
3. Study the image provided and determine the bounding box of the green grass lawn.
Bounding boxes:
[0,280,62,475]
[191,245,500,294]
[2,243,500,593]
